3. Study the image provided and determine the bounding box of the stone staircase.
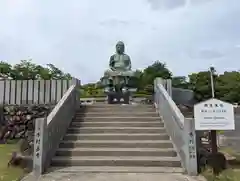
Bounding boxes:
[50,104,184,173]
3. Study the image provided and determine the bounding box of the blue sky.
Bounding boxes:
[0,0,239,84]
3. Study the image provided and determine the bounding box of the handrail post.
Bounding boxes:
[72,78,80,108]
[33,117,47,177]
[184,118,198,175]
[154,78,163,109]
[166,79,172,98]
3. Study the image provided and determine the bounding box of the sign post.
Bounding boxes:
[194,67,235,175]
[194,98,235,173]
[209,67,217,153]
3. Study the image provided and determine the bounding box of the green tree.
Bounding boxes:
[46,63,72,79]
[0,59,72,80]
[133,69,144,90]
[11,59,41,79]
[0,61,12,79]
[141,61,172,88]
[172,76,189,89]
[82,60,240,103]
[186,67,239,102]
[188,71,215,101]
[216,71,240,103]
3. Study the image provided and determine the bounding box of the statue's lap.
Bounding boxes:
[104,70,134,77]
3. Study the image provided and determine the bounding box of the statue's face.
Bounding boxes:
[116,42,124,54]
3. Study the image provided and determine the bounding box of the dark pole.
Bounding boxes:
[209,66,218,153]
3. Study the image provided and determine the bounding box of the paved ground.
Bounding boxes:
[219,115,240,151]
[22,172,206,181]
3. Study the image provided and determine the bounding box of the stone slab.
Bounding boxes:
[22,172,206,181]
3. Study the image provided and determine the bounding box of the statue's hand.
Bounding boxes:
[110,67,117,71]
[125,66,131,71]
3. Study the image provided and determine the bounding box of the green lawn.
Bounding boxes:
[0,141,25,181]
[201,148,240,181]
[202,168,240,181]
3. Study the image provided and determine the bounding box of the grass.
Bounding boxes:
[220,147,240,166]
[201,148,240,181]
[202,168,240,181]
[0,140,25,181]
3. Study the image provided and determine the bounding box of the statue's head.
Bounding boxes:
[116,41,125,54]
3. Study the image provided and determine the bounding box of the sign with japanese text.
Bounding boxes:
[33,118,46,176]
[194,98,235,130]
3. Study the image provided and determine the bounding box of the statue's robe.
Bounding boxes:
[104,53,133,77]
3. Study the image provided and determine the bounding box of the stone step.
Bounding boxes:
[81,104,154,109]
[63,133,169,141]
[78,110,149,113]
[67,127,166,134]
[48,166,184,173]
[84,107,155,112]
[76,108,157,114]
[76,112,158,117]
[76,117,161,122]
[59,140,173,148]
[55,148,177,157]
[70,121,164,127]
[51,156,181,167]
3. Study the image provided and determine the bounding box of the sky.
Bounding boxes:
[0,0,240,84]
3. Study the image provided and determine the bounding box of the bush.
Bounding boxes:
[202,168,240,181]
[133,94,151,98]
[135,90,148,95]
[81,94,105,98]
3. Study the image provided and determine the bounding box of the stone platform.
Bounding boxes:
[22,172,206,181]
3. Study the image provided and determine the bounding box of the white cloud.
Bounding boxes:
[0,0,239,83]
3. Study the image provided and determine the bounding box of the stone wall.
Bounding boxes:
[172,87,196,106]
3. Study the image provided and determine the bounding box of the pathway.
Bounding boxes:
[22,172,206,181]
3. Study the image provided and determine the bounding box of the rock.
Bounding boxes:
[8,151,33,171]
[0,104,54,170]
[0,104,54,145]
[207,152,227,175]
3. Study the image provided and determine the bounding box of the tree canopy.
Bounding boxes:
[1,59,240,103]
[0,59,72,80]
[98,60,240,103]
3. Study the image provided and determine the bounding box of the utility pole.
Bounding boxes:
[209,66,218,153]
[210,67,215,98]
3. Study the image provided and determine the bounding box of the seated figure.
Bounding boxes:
[102,41,137,104]
[104,41,134,77]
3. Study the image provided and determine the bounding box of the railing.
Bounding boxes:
[0,79,80,105]
[33,81,80,177]
[154,77,198,176]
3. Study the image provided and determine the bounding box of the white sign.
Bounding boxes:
[194,98,235,130]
